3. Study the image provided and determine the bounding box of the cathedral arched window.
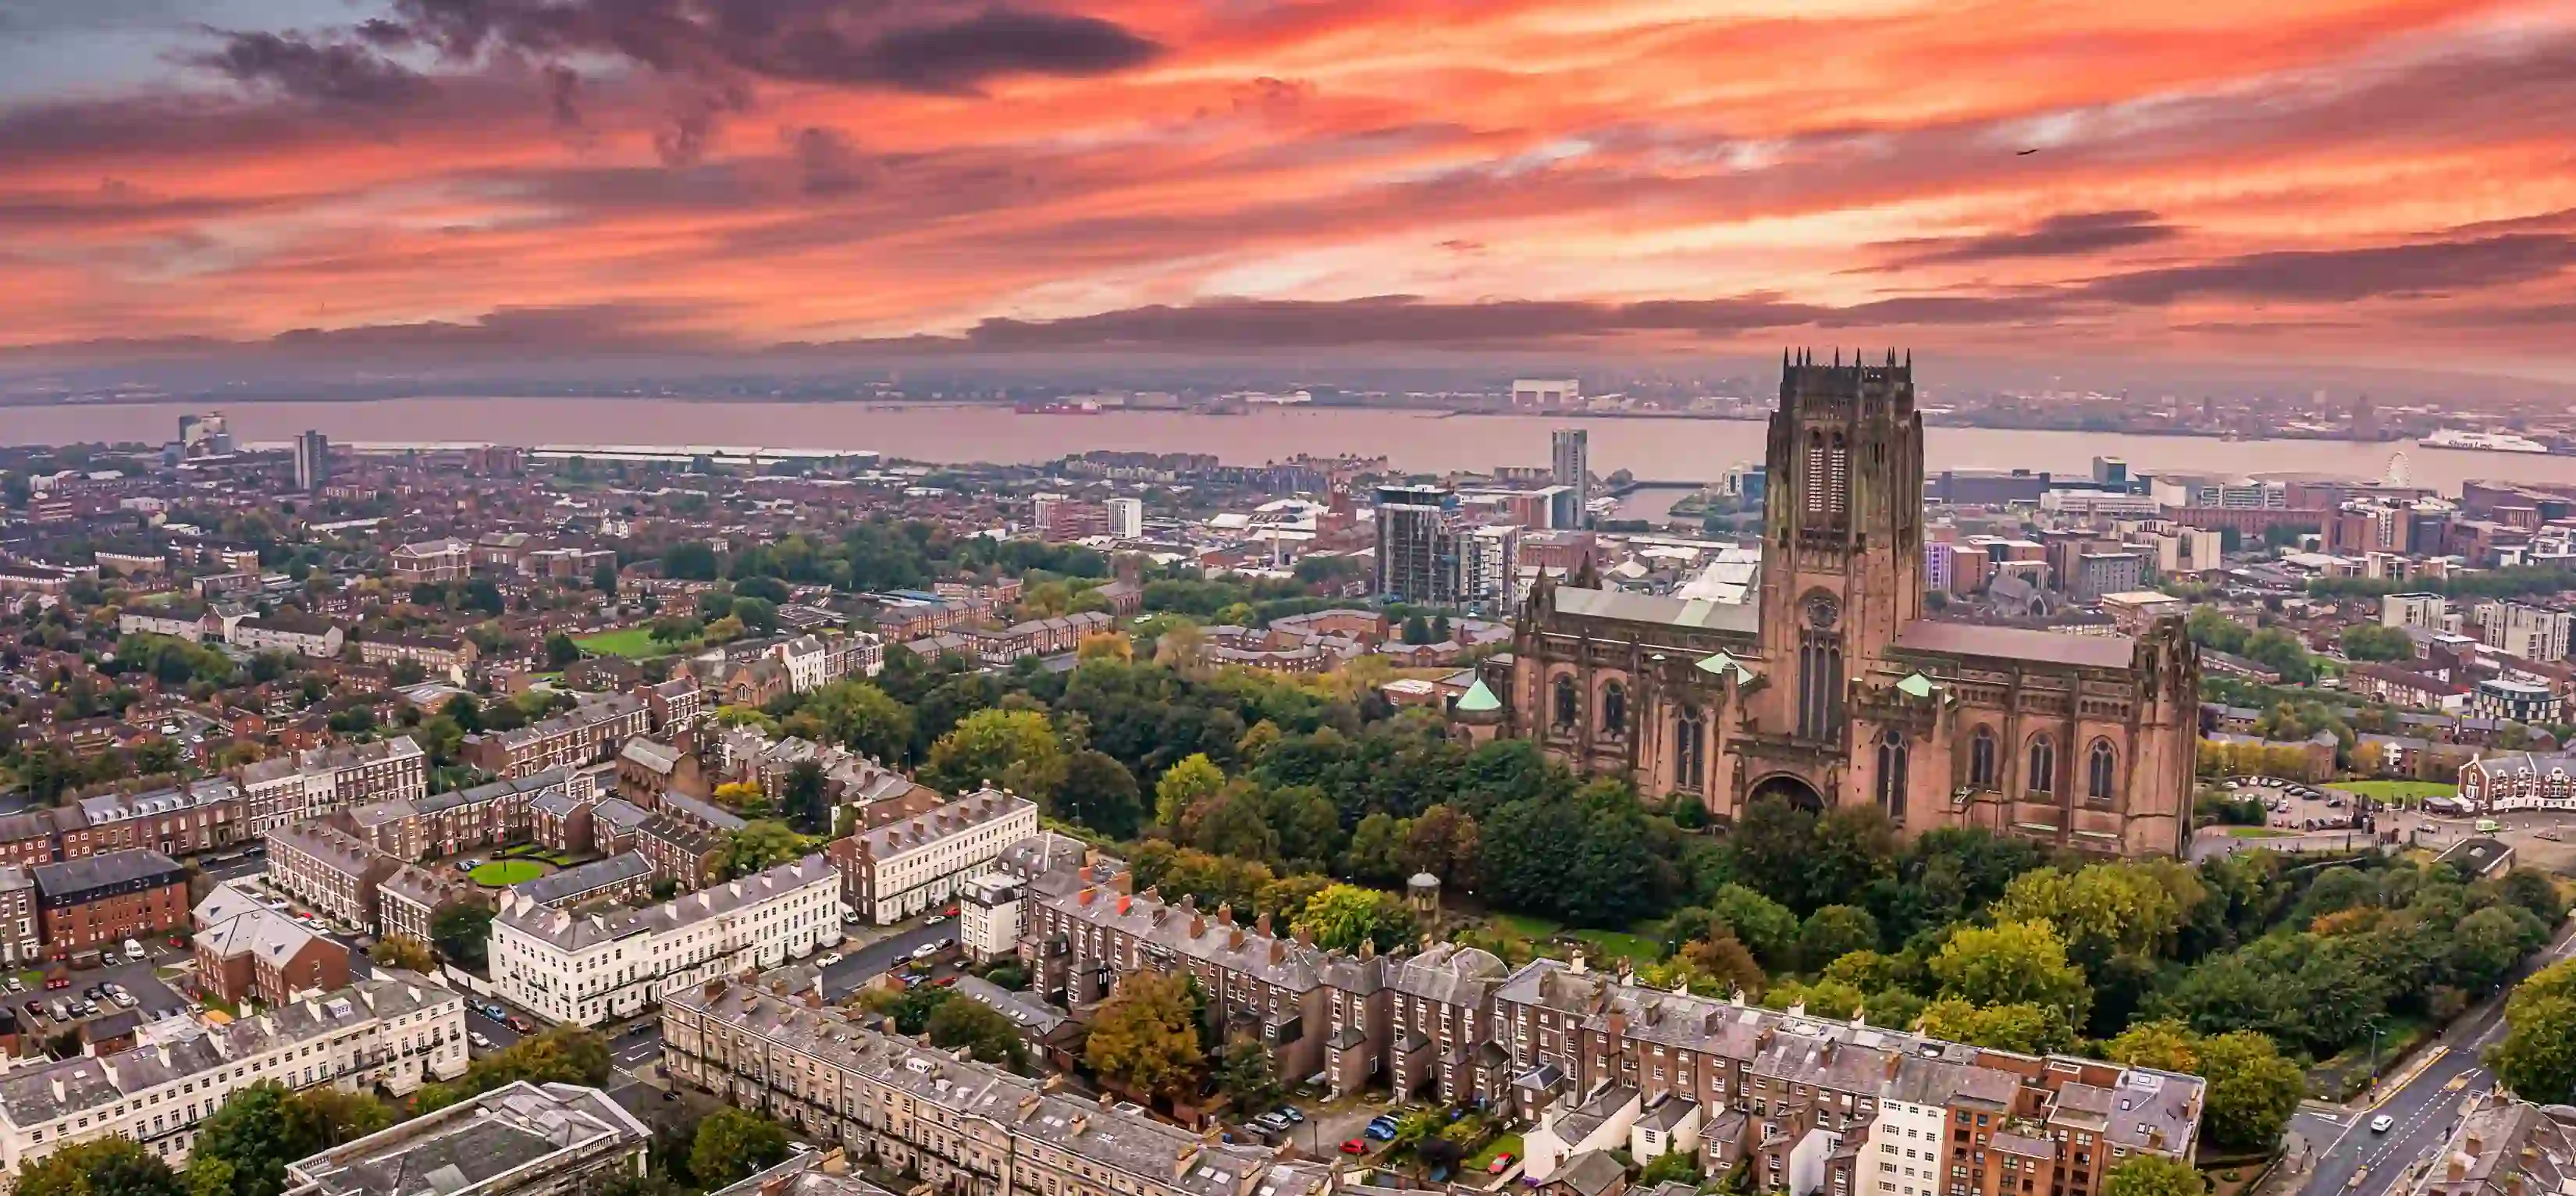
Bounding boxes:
[1552,675,1578,729]
[1875,728,1909,819]
[1600,682,1627,737]
[2027,735,2057,796]
[1969,726,1998,788]
[2087,739,2118,803]
[1674,710,1706,792]
[1828,432,1849,516]
[1802,431,1827,517]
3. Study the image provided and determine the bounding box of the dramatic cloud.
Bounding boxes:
[385,0,1162,94]
[3,0,2576,372]
[187,29,435,108]
[1870,211,2179,268]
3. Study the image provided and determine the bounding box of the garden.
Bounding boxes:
[469,859,550,886]
[571,627,679,659]
[2335,780,2458,806]
[495,843,582,867]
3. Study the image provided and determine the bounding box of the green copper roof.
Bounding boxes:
[1895,672,1937,699]
[1455,678,1502,712]
[1695,652,1756,682]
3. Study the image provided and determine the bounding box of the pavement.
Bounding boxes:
[2289,917,2576,1196]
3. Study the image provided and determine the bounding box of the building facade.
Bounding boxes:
[30,849,189,955]
[464,694,648,778]
[489,854,841,1026]
[1375,485,1464,604]
[237,737,427,833]
[829,788,1037,924]
[0,974,465,1174]
[1491,355,2200,859]
[283,1081,649,1196]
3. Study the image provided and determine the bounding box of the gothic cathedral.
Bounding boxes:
[1488,351,2198,857]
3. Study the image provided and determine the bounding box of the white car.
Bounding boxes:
[910,943,940,961]
[2370,1115,2394,1134]
[470,1031,493,1050]
[815,952,844,968]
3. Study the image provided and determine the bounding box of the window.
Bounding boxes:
[1553,676,1578,729]
[1674,711,1706,792]
[1876,729,1909,818]
[2027,735,2056,796]
[2087,739,2118,802]
[1969,726,1998,788]
[1601,683,1627,737]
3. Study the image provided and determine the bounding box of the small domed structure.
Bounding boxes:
[1407,872,1442,921]
[1448,677,1504,744]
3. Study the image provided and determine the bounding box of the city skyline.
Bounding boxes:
[2,1,2574,382]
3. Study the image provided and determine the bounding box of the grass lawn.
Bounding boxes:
[2225,827,2293,838]
[1466,1133,1523,1173]
[470,860,549,886]
[573,627,685,658]
[1489,913,1664,966]
[2338,780,2457,805]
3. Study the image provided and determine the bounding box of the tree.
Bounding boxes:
[1638,1152,1703,1187]
[690,1109,792,1189]
[723,820,809,878]
[1799,906,1880,971]
[593,562,619,594]
[798,681,913,763]
[2339,624,2416,663]
[189,1084,297,1196]
[543,632,581,669]
[1701,885,1801,968]
[12,1138,184,1196]
[923,708,1066,803]
[863,984,955,1034]
[927,995,1030,1071]
[781,760,831,835]
[1084,970,1204,1098]
[430,902,494,970]
[2494,960,2576,1102]
[1154,753,1227,829]
[2195,1030,2306,1151]
[1930,921,2090,1014]
[2102,1155,2205,1196]
[1915,998,2070,1055]
[1055,750,1145,838]
[1214,1034,1283,1113]
[1291,884,1418,953]
[369,934,436,974]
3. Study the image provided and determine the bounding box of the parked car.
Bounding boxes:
[934,976,959,988]
[1340,1141,1368,1155]
[815,952,844,968]
[506,1016,532,1033]
[19,999,38,1016]
[460,859,482,870]
[110,991,136,1009]
[1274,1106,1304,1124]
[46,1000,66,1020]
[481,1003,507,1020]
[1252,1113,1291,1132]
[469,1032,493,1049]
[122,938,144,962]
[910,943,940,961]
[1488,1153,1517,1175]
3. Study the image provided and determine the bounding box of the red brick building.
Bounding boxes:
[30,849,189,958]
[195,907,351,1006]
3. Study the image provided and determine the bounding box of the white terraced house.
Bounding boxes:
[489,854,841,1026]
[0,973,464,1175]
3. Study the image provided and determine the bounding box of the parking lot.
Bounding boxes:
[11,955,190,1038]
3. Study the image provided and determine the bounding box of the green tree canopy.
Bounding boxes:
[1055,749,1145,839]
[1083,970,1204,1098]
[927,995,1030,1072]
[689,1109,792,1189]
[1153,753,1227,829]
[2101,1154,2205,1196]
[923,707,1066,803]
[12,1138,185,1196]
[1930,920,2090,1016]
[429,902,494,971]
[1290,883,1419,953]
[722,820,811,878]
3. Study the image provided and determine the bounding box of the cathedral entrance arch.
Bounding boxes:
[1748,772,1824,813]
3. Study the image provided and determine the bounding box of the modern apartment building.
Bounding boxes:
[0,974,466,1174]
[1552,429,1591,525]
[662,977,1334,1196]
[827,788,1037,924]
[2478,601,2574,663]
[282,1081,649,1196]
[489,854,841,1026]
[464,694,648,778]
[237,736,427,832]
[1374,485,1464,604]
[2382,593,2449,632]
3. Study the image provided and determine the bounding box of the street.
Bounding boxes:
[2294,917,2576,1196]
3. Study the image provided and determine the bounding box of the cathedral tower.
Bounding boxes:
[1756,350,1925,749]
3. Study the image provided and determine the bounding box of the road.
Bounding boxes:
[2296,918,2576,1196]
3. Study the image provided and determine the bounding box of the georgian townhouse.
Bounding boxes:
[828,788,1037,924]
[489,854,840,1027]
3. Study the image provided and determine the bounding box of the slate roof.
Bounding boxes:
[1891,621,2138,669]
[199,907,328,966]
[286,1080,648,1196]
[31,848,184,899]
[497,854,834,951]
[515,853,653,906]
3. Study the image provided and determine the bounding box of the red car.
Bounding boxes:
[1340,1140,1367,1155]
[943,905,959,917]
[934,976,959,988]
[507,1016,532,1033]
[1488,1153,1517,1174]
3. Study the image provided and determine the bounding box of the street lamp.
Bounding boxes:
[2367,1017,2384,1096]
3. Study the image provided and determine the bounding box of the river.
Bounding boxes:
[12,398,2576,496]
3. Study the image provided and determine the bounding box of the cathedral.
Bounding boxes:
[1475,351,2199,857]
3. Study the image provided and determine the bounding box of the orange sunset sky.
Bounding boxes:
[4,0,2574,373]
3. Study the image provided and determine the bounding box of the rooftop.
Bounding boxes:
[283,1080,648,1196]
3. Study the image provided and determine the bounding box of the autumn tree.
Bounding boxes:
[2493,959,2576,1103]
[12,1138,183,1196]
[1290,884,1419,953]
[2105,1020,2301,1151]
[690,1109,792,1189]
[1153,753,1226,829]
[923,707,1066,803]
[1930,920,2090,1016]
[368,934,437,974]
[927,995,1030,1071]
[1084,970,1204,1098]
[721,820,809,878]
